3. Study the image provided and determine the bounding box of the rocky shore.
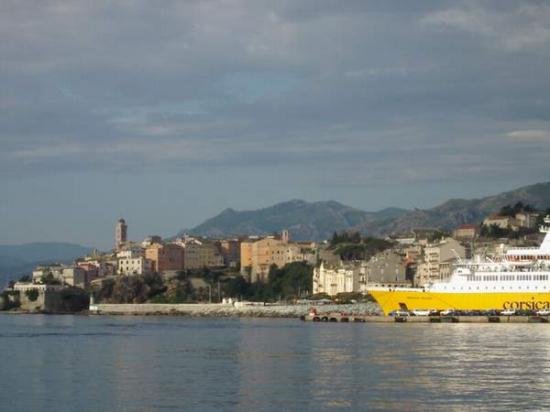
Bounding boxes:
[89,302,382,318]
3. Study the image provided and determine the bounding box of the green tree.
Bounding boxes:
[41,273,61,285]
[25,289,39,302]
[59,288,89,312]
[19,274,31,282]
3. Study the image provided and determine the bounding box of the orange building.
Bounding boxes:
[240,239,255,273]
[240,231,316,282]
[145,243,185,273]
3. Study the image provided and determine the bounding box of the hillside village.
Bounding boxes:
[1,203,549,312]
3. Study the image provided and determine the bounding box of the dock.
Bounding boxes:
[300,313,550,323]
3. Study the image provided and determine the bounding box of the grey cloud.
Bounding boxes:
[422,2,550,52]
[1,0,549,183]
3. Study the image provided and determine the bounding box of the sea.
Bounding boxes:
[1,315,549,412]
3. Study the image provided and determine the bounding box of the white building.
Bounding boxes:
[313,262,366,296]
[416,237,466,286]
[117,257,153,276]
[116,248,152,275]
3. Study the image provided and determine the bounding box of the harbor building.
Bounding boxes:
[364,250,409,285]
[415,237,466,286]
[313,262,365,296]
[12,283,65,312]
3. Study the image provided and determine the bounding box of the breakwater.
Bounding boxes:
[88,302,381,317]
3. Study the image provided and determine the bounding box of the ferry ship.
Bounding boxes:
[368,216,550,315]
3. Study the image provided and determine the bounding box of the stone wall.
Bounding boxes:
[89,302,381,317]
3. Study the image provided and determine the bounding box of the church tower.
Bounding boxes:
[281,229,290,244]
[115,218,127,250]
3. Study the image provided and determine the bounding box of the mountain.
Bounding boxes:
[185,181,550,240]
[183,200,407,241]
[359,181,550,236]
[0,242,93,288]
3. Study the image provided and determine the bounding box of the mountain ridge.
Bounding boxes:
[185,181,550,240]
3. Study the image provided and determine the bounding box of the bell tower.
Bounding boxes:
[115,218,127,250]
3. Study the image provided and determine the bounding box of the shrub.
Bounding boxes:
[25,289,39,302]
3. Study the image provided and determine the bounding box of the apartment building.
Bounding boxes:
[364,250,408,285]
[145,243,185,273]
[174,238,224,270]
[217,239,241,268]
[415,237,465,286]
[312,262,365,296]
[240,231,316,282]
[117,249,153,276]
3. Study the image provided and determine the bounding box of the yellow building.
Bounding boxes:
[240,231,316,282]
[483,214,515,229]
[175,237,224,270]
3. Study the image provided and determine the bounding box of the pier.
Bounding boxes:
[300,313,550,323]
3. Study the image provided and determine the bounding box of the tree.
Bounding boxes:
[25,289,39,302]
[222,276,250,299]
[19,274,31,283]
[41,273,61,285]
[59,288,89,312]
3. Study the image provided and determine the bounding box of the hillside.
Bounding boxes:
[184,200,407,240]
[358,181,550,236]
[185,181,550,240]
[0,242,93,287]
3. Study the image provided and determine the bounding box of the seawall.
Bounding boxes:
[89,302,381,318]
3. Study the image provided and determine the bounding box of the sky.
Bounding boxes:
[1,0,550,249]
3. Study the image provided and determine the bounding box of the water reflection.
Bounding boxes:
[2,315,550,411]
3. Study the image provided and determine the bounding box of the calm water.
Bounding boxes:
[1,315,550,411]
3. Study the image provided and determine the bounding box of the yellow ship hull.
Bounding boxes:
[368,289,550,315]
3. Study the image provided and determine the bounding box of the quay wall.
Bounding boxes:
[89,302,382,318]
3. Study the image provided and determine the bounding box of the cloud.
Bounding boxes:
[422,3,550,51]
[0,0,549,185]
[507,129,550,140]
